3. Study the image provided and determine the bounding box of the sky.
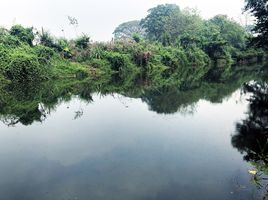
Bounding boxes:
[0,0,247,41]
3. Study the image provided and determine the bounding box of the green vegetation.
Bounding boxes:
[232,79,268,195]
[0,26,90,84]
[113,20,146,41]
[229,2,268,196]
[113,4,265,71]
[232,80,268,166]
[0,62,264,126]
[0,2,267,198]
[244,0,268,49]
[9,25,35,46]
[0,3,266,101]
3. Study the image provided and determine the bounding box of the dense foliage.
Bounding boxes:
[138,4,247,51]
[113,20,146,41]
[0,62,264,126]
[140,4,181,41]
[244,0,268,49]
[9,25,35,46]
[231,79,268,190]
[0,3,265,89]
[0,26,90,83]
[114,4,264,64]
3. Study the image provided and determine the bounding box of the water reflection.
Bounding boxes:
[0,64,267,200]
[0,64,264,125]
[0,91,257,200]
[231,79,268,198]
[232,81,268,165]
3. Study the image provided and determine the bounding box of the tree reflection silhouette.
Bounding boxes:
[0,64,264,125]
[232,81,268,166]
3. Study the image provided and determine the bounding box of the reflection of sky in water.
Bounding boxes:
[0,91,261,200]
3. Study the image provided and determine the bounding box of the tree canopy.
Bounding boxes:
[140,4,181,41]
[138,4,248,52]
[244,0,268,49]
[113,20,146,40]
[208,15,248,49]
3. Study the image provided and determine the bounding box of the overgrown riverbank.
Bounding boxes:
[0,3,267,109]
[0,25,265,88]
[0,4,266,91]
[0,61,267,126]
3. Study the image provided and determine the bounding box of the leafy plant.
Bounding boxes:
[10,25,35,46]
[75,35,90,49]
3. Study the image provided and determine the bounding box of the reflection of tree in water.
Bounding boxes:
[0,64,264,125]
[0,81,94,126]
[140,63,264,114]
[141,87,197,114]
[231,81,268,198]
[140,76,254,115]
[232,81,268,165]
[0,83,48,126]
[0,105,47,126]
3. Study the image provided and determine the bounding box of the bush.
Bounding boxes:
[133,51,152,67]
[10,25,35,46]
[75,35,90,49]
[5,52,47,82]
[0,44,10,69]
[132,33,141,43]
[35,45,54,65]
[39,30,63,52]
[90,47,103,59]
[160,47,188,68]
[90,59,110,69]
[185,46,210,67]
[104,52,131,71]
[0,34,22,48]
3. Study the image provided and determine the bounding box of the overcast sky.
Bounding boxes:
[0,0,247,41]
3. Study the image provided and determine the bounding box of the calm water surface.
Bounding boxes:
[0,86,264,200]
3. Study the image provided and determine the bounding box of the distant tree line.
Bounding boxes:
[113,4,265,64]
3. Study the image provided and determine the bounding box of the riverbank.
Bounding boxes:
[0,25,266,90]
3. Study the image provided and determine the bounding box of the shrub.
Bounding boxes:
[0,44,10,69]
[0,34,22,48]
[185,46,210,67]
[89,59,110,69]
[10,25,35,46]
[104,52,130,71]
[5,52,47,82]
[160,47,188,69]
[35,45,54,65]
[39,30,63,51]
[133,51,152,67]
[75,35,90,49]
[75,69,89,79]
[132,33,141,43]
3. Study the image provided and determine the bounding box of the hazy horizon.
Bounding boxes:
[0,0,248,41]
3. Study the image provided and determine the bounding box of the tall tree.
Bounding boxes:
[140,4,180,41]
[164,8,204,42]
[209,15,248,49]
[245,0,268,48]
[113,20,145,40]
